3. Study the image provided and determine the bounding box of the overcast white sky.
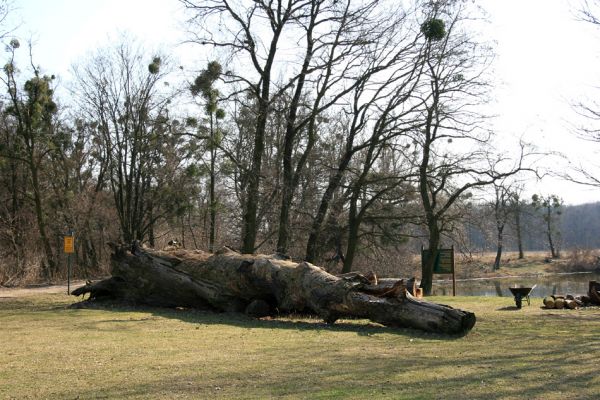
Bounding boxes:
[6,0,600,205]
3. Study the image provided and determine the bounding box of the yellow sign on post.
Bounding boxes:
[64,236,74,254]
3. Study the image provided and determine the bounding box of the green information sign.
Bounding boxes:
[421,245,456,295]
[421,247,454,274]
[435,248,454,274]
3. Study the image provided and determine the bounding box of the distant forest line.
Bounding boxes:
[463,201,600,253]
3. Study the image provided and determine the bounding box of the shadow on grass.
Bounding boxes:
[69,298,467,340]
[497,306,522,311]
[37,320,600,400]
[0,295,71,312]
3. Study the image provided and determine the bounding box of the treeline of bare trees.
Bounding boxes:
[464,199,600,256]
[0,0,546,293]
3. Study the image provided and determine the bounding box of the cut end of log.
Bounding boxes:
[543,296,555,309]
[454,310,477,334]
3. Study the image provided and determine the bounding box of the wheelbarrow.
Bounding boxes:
[509,285,536,309]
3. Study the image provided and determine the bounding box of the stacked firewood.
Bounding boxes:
[543,281,600,309]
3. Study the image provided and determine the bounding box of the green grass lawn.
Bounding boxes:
[1,292,599,400]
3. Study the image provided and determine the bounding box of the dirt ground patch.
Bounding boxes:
[0,280,91,298]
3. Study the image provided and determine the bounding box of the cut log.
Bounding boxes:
[71,245,476,335]
[564,299,578,309]
[554,298,565,309]
[543,296,555,309]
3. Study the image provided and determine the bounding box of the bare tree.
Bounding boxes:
[489,180,517,270]
[341,142,417,273]
[568,96,600,187]
[532,194,563,259]
[412,2,534,294]
[181,0,315,253]
[0,107,27,282]
[567,0,600,186]
[190,61,225,252]
[181,0,425,256]
[274,0,399,255]
[72,40,177,244]
[303,4,427,263]
[509,185,526,259]
[579,0,600,24]
[0,40,59,277]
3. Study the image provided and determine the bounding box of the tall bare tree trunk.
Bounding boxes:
[209,117,217,253]
[305,156,351,263]
[493,225,504,270]
[515,207,524,259]
[241,108,266,253]
[342,199,361,274]
[545,208,559,258]
[30,162,55,277]
[421,225,440,296]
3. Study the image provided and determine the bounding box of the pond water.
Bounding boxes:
[431,272,600,298]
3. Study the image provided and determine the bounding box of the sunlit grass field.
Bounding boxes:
[1,290,599,399]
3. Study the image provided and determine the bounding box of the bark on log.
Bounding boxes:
[72,245,476,334]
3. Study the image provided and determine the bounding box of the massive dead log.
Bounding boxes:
[72,245,476,334]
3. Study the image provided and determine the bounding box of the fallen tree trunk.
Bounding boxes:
[72,244,476,334]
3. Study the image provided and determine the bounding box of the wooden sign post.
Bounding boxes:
[64,230,74,294]
[422,245,456,296]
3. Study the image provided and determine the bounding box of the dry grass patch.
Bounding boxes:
[454,251,575,279]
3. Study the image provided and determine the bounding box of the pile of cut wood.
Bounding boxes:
[543,281,600,309]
